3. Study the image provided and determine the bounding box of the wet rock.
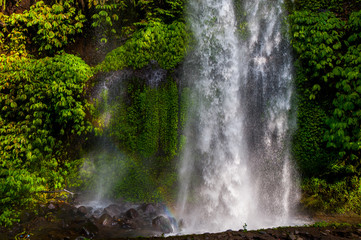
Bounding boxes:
[86,206,93,214]
[178,219,185,230]
[93,208,103,216]
[98,213,113,226]
[125,208,139,219]
[152,215,173,233]
[154,203,167,214]
[73,214,87,224]
[140,203,157,216]
[81,227,94,237]
[59,203,76,213]
[118,218,138,229]
[57,207,76,225]
[88,215,97,223]
[61,219,70,229]
[351,233,360,238]
[48,203,57,210]
[288,233,297,240]
[104,204,123,217]
[77,206,88,216]
[169,217,177,230]
[81,220,98,238]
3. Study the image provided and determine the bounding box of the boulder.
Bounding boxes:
[98,213,113,226]
[77,206,88,216]
[118,218,138,229]
[93,208,103,217]
[103,204,123,217]
[178,218,185,230]
[81,220,99,238]
[73,214,87,224]
[155,203,167,213]
[152,215,173,233]
[48,203,57,210]
[125,208,139,219]
[140,203,157,217]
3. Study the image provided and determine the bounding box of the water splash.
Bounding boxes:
[177,0,300,233]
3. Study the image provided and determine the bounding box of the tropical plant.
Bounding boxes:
[97,21,188,71]
[0,1,85,56]
[0,53,93,226]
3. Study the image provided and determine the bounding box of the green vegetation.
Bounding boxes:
[0,53,93,226]
[289,1,361,213]
[307,221,352,228]
[0,0,188,225]
[86,0,188,203]
[80,77,188,202]
[97,21,187,71]
[0,1,85,56]
[89,0,185,44]
[82,0,188,203]
[92,78,185,202]
[0,0,360,228]
[293,0,361,15]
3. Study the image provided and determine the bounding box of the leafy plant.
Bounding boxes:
[289,6,361,212]
[137,0,184,24]
[0,1,85,56]
[0,53,93,225]
[97,21,188,71]
[91,2,126,43]
[324,10,361,170]
[301,177,361,213]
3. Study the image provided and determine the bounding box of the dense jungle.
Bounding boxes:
[0,0,361,238]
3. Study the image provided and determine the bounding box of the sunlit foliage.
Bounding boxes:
[0,53,93,226]
[97,21,188,71]
[0,1,85,56]
[289,2,361,213]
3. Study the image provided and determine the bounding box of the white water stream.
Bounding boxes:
[177,0,301,233]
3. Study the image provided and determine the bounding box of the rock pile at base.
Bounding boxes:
[0,200,176,239]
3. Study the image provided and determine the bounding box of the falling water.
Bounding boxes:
[177,0,300,233]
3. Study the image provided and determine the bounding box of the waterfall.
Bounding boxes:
[177,0,300,233]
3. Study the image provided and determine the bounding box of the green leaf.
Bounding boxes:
[44,22,52,29]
